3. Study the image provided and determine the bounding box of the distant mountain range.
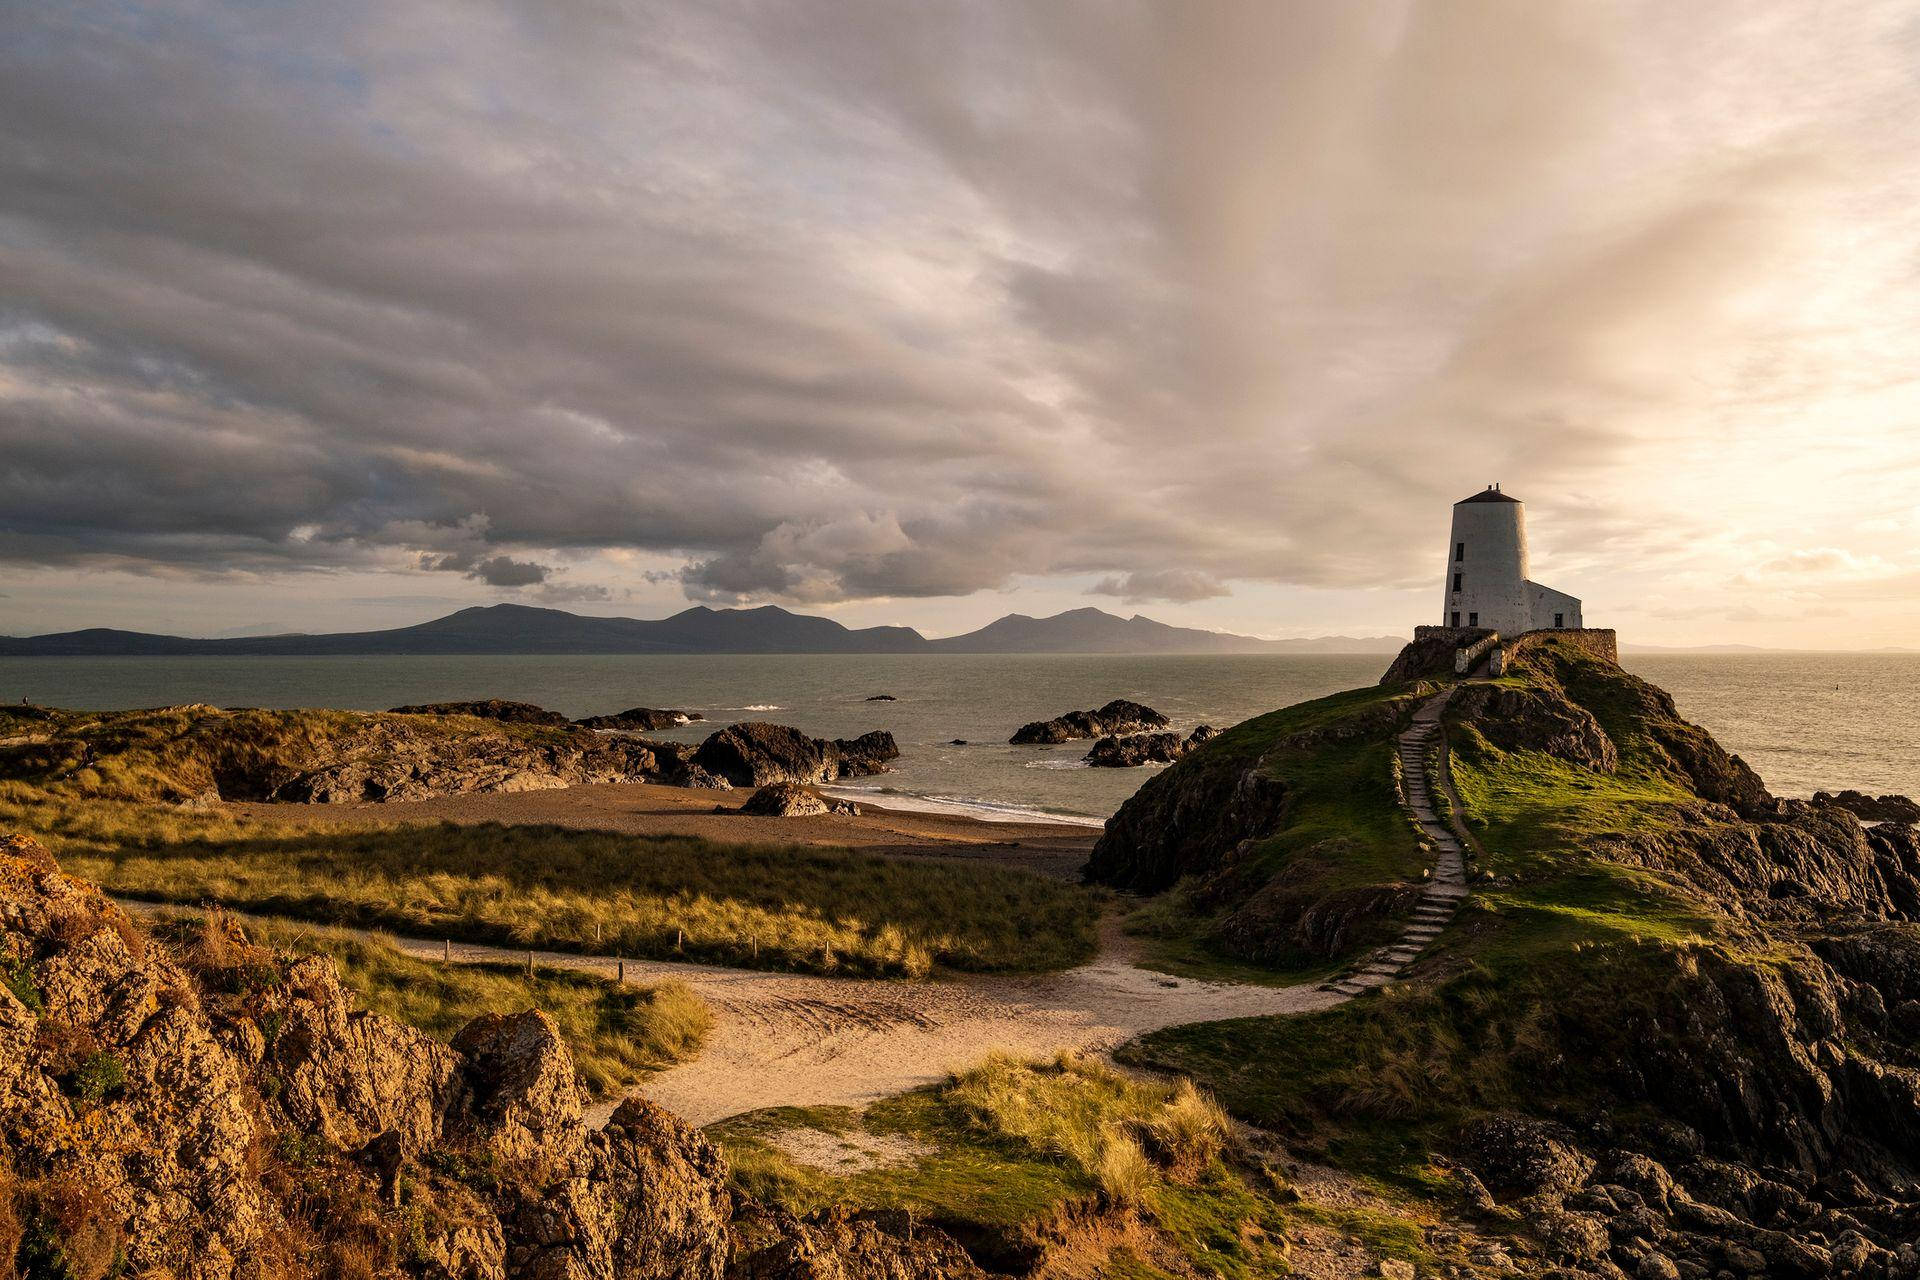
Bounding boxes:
[0,603,1406,657]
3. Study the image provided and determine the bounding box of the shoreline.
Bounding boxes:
[224,778,1101,879]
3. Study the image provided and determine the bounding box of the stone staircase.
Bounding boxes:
[1320,686,1470,998]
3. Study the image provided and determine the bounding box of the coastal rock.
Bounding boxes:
[0,833,973,1279]
[739,783,862,818]
[1815,789,1920,824]
[691,721,899,788]
[390,698,572,726]
[1010,699,1170,745]
[863,694,898,702]
[575,706,705,731]
[1085,725,1218,768]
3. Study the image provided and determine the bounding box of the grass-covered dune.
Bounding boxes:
[1110,636,1920,1275]
[1,795,1102,977]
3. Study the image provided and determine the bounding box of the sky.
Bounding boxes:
[3,0,1919,647]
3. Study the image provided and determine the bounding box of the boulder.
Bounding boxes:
[389,699,571,726]
[575,706,705,731]
[1010,699,1170,745]
[740,783,830,817]
[740,784,862,818]
[692,722,898,788]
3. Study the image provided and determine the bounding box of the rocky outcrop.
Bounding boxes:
[0,834,973,1279]
[863,694,897,702]
[574,707,705,731]
[738,783,861,818]
[1010,699,1169,745]
[1085,725,1217,768]
[273,728,681,803]
[1449,682,1618,772]
[692,722,899,789]
[1817,790,1920,825]
[391,699,572,726]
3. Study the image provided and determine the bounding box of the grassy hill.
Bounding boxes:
[1097,635,1920,1275]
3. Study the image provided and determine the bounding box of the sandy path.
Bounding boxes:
[376,919,1342,1126]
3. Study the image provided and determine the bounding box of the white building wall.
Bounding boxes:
[1441,497,1533,635]
[1527,582,1582,630]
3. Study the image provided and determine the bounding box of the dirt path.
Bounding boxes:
[374,917,1342,1126]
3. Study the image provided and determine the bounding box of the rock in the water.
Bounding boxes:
[1010,699,1170,745]
[389,698,571,726]
[863,694,898,701]
[691,721,898,788]
[575,706,704,731]
[0,833,976,1279]
[1815,789,1920,823]
[1085,725,1219,768]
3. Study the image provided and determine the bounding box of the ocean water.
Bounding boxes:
[0,651,1913,822]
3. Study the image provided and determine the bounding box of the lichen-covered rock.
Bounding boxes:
[740,783,833,817]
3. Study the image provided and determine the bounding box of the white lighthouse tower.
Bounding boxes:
[1440,485,1581,635]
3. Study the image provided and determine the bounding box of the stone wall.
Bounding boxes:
[1506,627,1618,666]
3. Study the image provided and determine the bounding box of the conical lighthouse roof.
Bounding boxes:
[1457,486,1520,505]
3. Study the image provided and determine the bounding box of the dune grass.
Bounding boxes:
[207,913,711,1098]
[2,789,1103,978]
[714,1053,1235,1228]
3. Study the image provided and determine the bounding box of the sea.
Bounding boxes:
[1,651,1914,825]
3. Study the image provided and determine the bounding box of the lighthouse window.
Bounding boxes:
[1554,612,1564,628]
[1455,542,1464,562]
[1450,611,1460,627]
[1468,612,1479,627]
[1451,572,1462,592]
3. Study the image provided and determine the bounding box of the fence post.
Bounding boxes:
[617,960,625,986]
[526,951,534,979]
[676,928,683,953]
[443,939,450,964]
[824,940,832,968]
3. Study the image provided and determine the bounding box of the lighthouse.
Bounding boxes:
[1440,485,1581,635]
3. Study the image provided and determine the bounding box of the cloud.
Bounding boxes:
[1090,570,1229,604]
[1,0,1918,636]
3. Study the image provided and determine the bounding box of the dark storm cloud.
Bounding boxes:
[2,0,1917,608]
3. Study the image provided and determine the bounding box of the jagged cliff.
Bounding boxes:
[0,834,974,1279]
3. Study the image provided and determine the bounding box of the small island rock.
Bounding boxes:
[1085,725,1218,768]
[574,706,704,731]
[389,699,569,726]
[1010,699,1170,745]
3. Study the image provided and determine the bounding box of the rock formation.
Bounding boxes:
[0,706,909,807]
[737,783,861,818]
[691,722,899,789]
[390,699,573,726]
[574,707,705,731]
[1084,725,1216,768]
[1816,790,1920,824]
[1009,699,1169,745]
[0,833,974,1279]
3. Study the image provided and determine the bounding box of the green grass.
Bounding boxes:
[221,914,710,1098]
[1115,684,1433,975]
[1125,647,1774,1195]
[2,791,1103,978]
